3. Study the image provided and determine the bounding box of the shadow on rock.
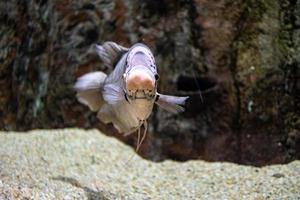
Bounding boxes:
[52,176,109,200]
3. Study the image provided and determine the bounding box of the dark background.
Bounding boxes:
[0,0,299,166]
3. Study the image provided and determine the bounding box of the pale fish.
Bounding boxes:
[74,42,189,150]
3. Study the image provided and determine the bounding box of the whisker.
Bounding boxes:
[135,126,141,152]
[191,68,204,103]
[136,121,148,152]
[123,128,139,166]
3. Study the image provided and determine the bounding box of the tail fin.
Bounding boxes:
[95,41,128,69]
[74,71,107,112]
[155,93,189,114]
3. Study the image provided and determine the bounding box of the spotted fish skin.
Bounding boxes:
[74,41,189,134]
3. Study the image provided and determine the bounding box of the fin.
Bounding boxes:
[103,53,128,85]
[95,41,128,69]
[97,103,133,134]
[97,104,111,123]
[123,127,139,136]
[74,72,107,112]
[102,83,125,105]
[155,93,189,114]
[97,104,123,133]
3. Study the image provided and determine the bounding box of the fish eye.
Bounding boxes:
[155,74,159,80]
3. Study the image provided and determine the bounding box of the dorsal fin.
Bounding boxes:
[95,41,128,69]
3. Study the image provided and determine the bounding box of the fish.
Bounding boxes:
[74,41,189,151]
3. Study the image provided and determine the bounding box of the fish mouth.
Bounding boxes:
[125,89,156,101]
[124,65,156,101]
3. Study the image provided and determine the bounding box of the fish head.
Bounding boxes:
[123,65,158,120]
[124,65,158,101]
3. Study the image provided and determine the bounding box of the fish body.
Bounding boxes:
[75,42,188,135]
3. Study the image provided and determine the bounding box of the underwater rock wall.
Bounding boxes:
[0,0,299,166]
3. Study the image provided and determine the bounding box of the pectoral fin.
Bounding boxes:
[102,83,125,105]
[155,93,189,114]
[74,72,107,112]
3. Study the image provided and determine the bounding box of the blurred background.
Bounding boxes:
[0,0,299,166]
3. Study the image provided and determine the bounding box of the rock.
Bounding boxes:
[0,129,299,199]
[0,0,299,166]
